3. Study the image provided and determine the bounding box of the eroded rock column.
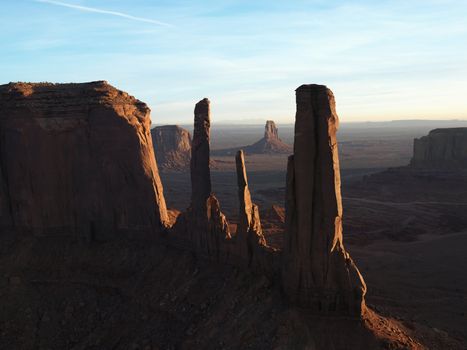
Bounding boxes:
[191,98,212,212]
[282,84,366,316]
[188,98,230,258]
[235,150,266,266]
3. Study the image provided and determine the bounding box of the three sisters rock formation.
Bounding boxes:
[0,81,366,317]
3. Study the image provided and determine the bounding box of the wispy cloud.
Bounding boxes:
[35,0,172,27]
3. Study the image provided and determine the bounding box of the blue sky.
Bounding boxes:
[1,0,466,124]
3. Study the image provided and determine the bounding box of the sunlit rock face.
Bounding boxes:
[0,81,168,239]
[281,84,366,316]
[151,125,191,171]
[235,150,267,266]
[411,128,467,169]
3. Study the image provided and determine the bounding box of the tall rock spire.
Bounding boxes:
[235,150,266,266]
[282,84,366,316]
[190,98,212,213]
[186,98,230,258]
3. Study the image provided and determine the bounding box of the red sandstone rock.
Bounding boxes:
[281,84,366,316]
[235,150,266,266]
[179,98,231,258]
[191,98,212,212]
[151,125,191,171]
[0,81,168,239]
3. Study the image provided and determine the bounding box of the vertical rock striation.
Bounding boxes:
[151,125,191,171]
[0,81,168,239]
[410,128,467,169]
[282,84,366,316]
[235,150,266,266]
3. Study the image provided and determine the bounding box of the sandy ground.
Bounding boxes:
[350,232,467,348]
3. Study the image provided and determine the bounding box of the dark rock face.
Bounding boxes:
[235,150,266,266]
[190,98,212,213]
[179,98,231,258]
[151,125,191,171]
[411,128,467,169]
[0,81,168,239]
[281,84,366,316]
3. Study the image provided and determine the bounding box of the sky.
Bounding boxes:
[1,0,467,124]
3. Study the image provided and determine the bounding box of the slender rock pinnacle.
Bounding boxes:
[190,98,211,213]
[236,150,266,265]
[281,84,366,316]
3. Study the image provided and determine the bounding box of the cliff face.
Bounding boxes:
[0,81,168,239]
[281,84,366,316]
[411,128,467,169]
[151,125,191,171]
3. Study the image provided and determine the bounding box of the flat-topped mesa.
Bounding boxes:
[410,128,467,169]
[151,125,192,171]
[235,150,266,266]
[0,81,168,239]
[264,120,279,140]
[281,84,366,317]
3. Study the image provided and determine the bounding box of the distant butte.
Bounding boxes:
[151,125,192,171]
[212,120,292,156]
[411,127,467,169]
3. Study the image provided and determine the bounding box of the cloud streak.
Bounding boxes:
[35,0,172,27]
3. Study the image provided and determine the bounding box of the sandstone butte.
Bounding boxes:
[151,125,191,171]
[0,81,168,240]
[211,119,293,156]
[410,127,467,169]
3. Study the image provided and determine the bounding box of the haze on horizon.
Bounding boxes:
[1,0,466,124]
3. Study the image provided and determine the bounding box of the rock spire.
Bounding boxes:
[281,84,366,316]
